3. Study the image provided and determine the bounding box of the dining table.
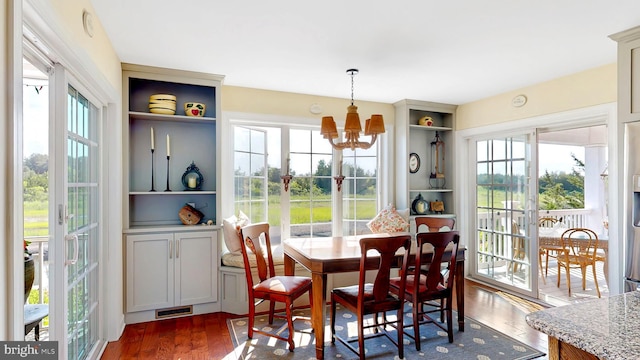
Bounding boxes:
[283,233,467,360]
[538,227,609,283]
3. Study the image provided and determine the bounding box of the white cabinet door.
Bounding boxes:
[175,231,218,306]
[126,233,174,312]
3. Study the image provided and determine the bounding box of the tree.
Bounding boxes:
[24,153,48,174]
[538,153,584,210]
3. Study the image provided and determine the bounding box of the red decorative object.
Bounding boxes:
[281,174,293,192]
[334,175,345,192]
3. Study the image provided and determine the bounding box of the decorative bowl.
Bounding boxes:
[149,94,177,115]
[418,116,433,126]
[184,102,206,117]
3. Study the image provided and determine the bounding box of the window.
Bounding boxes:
[230,119,382,240]
[289,128,333,238]
[233,126,268,222]
[341,146,379,235]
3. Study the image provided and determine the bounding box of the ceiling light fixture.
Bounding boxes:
[320,69,385,150]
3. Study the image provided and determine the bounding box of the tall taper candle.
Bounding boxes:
[166,134,171,156]
[150,127,155,150]
[286,155,290,175]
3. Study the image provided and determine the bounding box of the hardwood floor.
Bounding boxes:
[101,279,549,359]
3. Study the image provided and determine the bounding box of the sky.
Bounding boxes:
[538,144,584,174]
[23,80,49,157]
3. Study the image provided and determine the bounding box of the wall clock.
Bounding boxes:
[409,153,420,173]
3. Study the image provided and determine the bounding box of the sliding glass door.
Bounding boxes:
[472,133,538,297]
[50,65,103,360]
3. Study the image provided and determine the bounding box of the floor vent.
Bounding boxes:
[155,305,193,319]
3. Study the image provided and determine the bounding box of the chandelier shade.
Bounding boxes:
[320,69,385,151]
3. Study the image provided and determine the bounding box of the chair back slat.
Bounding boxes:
[562,227,599,259]
[538,217,560,227]
[415,217,455,232]
[240,222,275,283]
[415,231,460,292]
[359,235,412,304]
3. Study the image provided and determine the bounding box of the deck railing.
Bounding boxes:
[476,209,593,265]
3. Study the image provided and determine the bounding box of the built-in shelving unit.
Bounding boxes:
[122,63,224,323]
[395,99,457,221]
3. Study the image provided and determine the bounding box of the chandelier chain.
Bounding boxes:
[350,71,355,106]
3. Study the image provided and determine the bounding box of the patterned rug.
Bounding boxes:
[226,305,546,359]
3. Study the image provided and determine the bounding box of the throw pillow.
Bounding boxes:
[222,215,241,253]
[222,211,251,254]
[367,205,410,233]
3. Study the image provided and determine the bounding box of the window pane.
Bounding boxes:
[235,152,250,176]
[291,153,311,176]
[311,130,332,153]
[291,200,311,223]
[251,130,265,155]
[290,129,310,153]
[235,127,250,152]
[250,153,265,175]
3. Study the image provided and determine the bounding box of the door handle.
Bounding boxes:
[176,239,180,258]
[65,234,79,265]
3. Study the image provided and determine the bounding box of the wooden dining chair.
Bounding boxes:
[389,231,460,350]
[538,217,564,283]
[556,227,601,298]
[330,234,412,360]
[239,222,312,351]
[414,216,455,233]
[510,221,526,272]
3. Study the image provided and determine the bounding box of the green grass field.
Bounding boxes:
[24,201,48,237]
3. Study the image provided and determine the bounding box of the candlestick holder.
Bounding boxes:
[334,175,345,192]
[149,149,156,191]
[281,174,293,192]
[165,155,171,192]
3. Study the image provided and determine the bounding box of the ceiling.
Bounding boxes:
[89,1,640,105]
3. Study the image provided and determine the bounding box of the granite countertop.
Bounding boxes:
[526,291,640,359]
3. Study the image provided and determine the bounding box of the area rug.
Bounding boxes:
[226,305,545,359]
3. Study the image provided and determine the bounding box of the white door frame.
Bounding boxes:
[455,103,621,295]
[9,0,123,349]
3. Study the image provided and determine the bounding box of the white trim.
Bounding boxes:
[23,0,117,103]
[457,103,615,139]
[21,0,124,352]
[8,0,24,341]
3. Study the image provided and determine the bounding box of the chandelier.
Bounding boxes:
[320,69,385,150]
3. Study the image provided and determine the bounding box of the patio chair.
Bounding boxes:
[556,228,601,298]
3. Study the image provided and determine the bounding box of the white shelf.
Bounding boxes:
[129,111,216,123]
[410,189,453,193]
[409,124,452,131]
[124,224,221,234]
[409,214,456,218]
[129,191,216,195]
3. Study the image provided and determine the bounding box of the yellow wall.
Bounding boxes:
[223,85,395,123]
[456,63,617,130]
[224,64,615,130]
[48,0,121,91]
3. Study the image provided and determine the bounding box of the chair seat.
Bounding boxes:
[390,275,447,297]
[579,249,606,262]
[332,283,401,310]
[254,276,311,295]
